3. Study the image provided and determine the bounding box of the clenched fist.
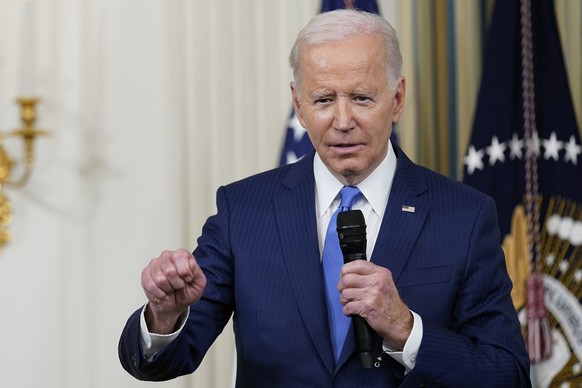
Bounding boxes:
[141,249,207,334]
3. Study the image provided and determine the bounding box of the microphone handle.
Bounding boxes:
[343,252,374,369]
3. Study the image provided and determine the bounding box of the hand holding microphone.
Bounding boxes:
[337,210,374,369]
[337,210,414,368]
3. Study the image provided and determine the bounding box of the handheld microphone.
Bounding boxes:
[337,209,374,369]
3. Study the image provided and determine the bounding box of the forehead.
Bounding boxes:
[299,36,388,91]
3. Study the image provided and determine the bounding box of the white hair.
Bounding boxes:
[289,9,403,92]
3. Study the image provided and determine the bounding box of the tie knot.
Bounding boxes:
[338,186,362,211]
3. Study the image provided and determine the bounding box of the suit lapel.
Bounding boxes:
[274,153,335,375]
[370,148,429,283]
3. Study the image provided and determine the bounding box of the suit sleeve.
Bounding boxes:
[401,195,531,387]
[118,186,235,381]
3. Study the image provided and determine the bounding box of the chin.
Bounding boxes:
[334,167,366,184]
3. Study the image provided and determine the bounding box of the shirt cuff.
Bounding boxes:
[139,303,190,360]
[382,310,423,373]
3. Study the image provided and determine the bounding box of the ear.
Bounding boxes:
[290,82,308,128]
[392,76,406,124]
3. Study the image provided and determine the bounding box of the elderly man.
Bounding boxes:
[119,9,530,387]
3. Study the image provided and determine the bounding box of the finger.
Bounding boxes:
[340,286,375,313]
[144,288,168,305]
[340,260,374,276]
[170,249,196,282]
[141,265,170,300]
[339,286,360,305]
[188,255,206,285]
[343,263,394,285]
[159,250,192,290]
[161,261,188,291]
[338,270,376,292]
[149,257,183,294]
[342,298,368,317]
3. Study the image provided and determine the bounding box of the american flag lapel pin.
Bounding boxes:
[401,205,415,213]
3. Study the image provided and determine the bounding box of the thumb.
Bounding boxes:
[184,256,200,283]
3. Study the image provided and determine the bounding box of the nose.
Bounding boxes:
[333,97,355,131]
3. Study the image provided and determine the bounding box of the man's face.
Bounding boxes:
[291,35,405,186]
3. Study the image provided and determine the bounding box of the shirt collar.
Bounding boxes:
[314,140,397,218]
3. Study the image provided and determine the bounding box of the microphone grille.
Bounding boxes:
[337,210,367,255]
[337,209,365,228]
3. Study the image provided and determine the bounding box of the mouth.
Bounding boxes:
[330,143,363,152]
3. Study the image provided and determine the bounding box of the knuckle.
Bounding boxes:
[153,272,169,287]
[174,249,191,260]
[162,264,177,278]
[361,298,374,311]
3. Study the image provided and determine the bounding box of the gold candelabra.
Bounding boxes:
[0,97,47,249]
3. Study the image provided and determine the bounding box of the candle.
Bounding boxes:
[20,0,36,96]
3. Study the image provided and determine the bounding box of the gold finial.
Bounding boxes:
[0,96,47,251]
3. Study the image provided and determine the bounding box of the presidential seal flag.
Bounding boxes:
[462,0,582,387]
[279,0,381,166]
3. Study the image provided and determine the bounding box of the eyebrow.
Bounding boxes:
[310,91,334,101]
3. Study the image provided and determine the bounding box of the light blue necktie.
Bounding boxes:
[322,186,363,361]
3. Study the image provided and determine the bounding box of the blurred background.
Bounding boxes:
[0,1,580,387]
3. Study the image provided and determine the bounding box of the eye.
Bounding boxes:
[314,97,333,106]
[354,95,371,103]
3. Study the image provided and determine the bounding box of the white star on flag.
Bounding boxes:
[542,132,563,161]
[486,136,507,165]
[564,135,582,165]
[285,151,300,164]
[525,130,541,158]
[464,145,484,175]
[508,133,523,160]
[465,133,580,170]
[288,113,307,143]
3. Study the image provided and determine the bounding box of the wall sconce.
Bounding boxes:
[0,97,47,250]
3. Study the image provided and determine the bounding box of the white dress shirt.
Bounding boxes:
[141,141,422,372]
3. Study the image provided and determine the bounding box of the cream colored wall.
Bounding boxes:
[0,1,193,387]
[0,1,321,387]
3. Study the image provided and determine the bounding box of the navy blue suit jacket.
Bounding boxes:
[119,146,530,387]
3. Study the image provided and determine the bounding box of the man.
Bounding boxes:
[119,9,530,387]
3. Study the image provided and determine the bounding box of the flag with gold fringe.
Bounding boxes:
[462,0,582,386]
